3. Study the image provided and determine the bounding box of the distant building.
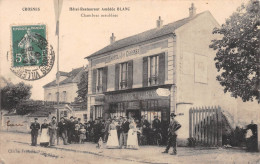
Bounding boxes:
[43,67,86,103]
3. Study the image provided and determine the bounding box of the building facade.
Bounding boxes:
[86,5,239,141]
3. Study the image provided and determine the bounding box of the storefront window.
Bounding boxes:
[120,62,128,89]
[141,111,161,123]
[110,102,125,118]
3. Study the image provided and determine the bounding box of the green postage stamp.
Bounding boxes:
[10,25,55,81]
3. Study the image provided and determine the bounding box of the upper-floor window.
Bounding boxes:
[92,67,107,94]
[149,55,159,85]
[115,60,133,90]
[97,68,103,93]
[55,92,59,101]
[143,53,165,87]
[62,91,67,102]
[48,93,52,101]
[120,62,128,89]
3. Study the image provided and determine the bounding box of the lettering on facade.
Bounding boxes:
[105,89,169,103]
[92,48,140,66]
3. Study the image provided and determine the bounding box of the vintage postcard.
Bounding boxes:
[0,0,259,164]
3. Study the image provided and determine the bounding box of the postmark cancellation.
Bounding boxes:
[10,25,55,81]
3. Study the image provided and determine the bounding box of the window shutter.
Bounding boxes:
[127,60,133,88]
[158,53,165,85]
[143,57,148,87]
[92,69,97,94]
[102,66,108,92]
[115,64,120,90]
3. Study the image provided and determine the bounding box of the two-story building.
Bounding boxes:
[43,67,85,103]
[43,66,88,121]
[86,4,239,141]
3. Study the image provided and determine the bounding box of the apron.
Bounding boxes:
[40,128,50,143]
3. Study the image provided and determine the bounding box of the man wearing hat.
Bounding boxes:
[58,117,69,145]
[30,117,40,146]
[49,116,58,146]
[67,116,75,144]
[162,113,181,155]
[119,117,130,148]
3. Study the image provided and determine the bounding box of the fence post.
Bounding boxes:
[198,107,201,143]
[201,107,205,144]
[189,108,192,138]
[193,107,195,139]
[195,108,199,141]
[217,106,222,147]
[213,106,218,146]
[210,106,214,146]
[206,107,209,146]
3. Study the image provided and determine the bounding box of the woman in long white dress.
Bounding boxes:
[127,119,139,149]
[106,119,119,148]
[40,119,49,147]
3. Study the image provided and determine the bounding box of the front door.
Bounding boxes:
[126,110,141,120]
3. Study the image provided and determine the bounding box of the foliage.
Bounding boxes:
[76,70,88,103]
[1,82,32,112]
[210,0,260,103]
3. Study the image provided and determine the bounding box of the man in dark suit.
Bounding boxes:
[67,116,75,144]
[58,117,69,145]
[120,117,130,148]
[162,113,181,155]
[30,118,40,146]
[141,115,150,144]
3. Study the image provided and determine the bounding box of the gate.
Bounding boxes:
[189,106,222,147]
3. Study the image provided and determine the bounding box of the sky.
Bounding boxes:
[0,0,247,100]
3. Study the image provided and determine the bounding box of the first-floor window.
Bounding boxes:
[149,55,159,85]
[120,62,128,89]
[97,68,103,93]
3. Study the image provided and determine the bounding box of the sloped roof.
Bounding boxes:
[59,71,69,76]
[86,12,207,59]
[43,67,84,88]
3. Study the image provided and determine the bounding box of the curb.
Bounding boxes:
[11,140,165,164]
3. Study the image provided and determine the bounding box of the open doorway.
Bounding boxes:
[126,110,141,120]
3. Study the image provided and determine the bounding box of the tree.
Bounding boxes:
[1,82,32,112]
[210,0,260,103]
[76,70,88,103]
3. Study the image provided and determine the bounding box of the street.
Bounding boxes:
[0,131,259,164]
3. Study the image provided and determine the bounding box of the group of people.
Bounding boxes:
[30,112,182,155]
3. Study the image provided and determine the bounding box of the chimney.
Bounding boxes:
[156,16,163,28]
[189,3,196,17]
[110,33,116,44]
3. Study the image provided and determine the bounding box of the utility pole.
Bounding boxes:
[54,0,63,145]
